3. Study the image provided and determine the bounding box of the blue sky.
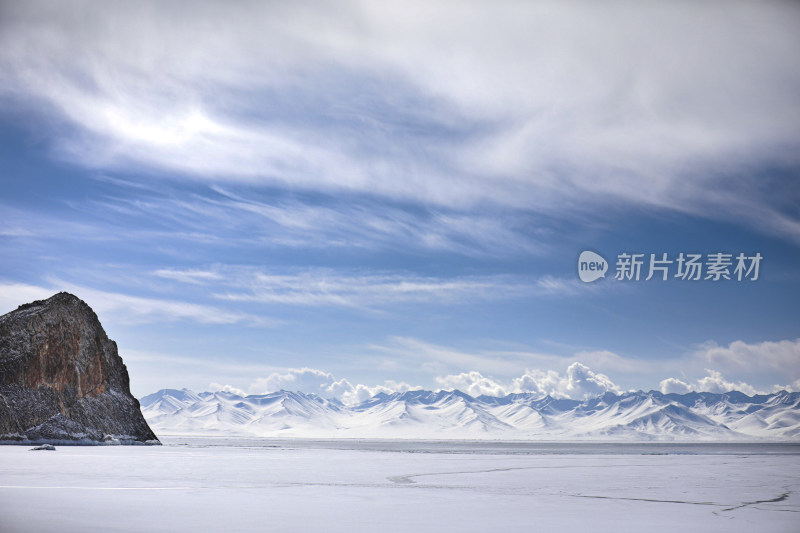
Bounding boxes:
[1,1,799,401]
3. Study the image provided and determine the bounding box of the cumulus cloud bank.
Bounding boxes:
[654,339,800,394]
[660,370,760,396]
[222,359,800,405]
[208,382,247,397]
[696,339,800,382]
[438,363,623,400]
[242,363,625,404]
[249,367,417,405]
[436,371,508,398]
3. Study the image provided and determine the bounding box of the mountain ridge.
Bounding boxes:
[141,387,800,441]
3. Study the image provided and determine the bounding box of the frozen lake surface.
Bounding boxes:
[1,438,798,532]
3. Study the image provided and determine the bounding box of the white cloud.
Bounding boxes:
[0,183,545,258]
[513,369,564,397]
[207,360,796,405]
[512,363,622,400]
[250,368,336,396]
[372,337,651,382]
[655,339,800,395]
[659,377,692,395]
[216,271,531,308]
[436,371,508,398]
[60,282,271,326]
[364,337,800,396]
[247,367,416,405]
[375,337,531,375]
[660,370,758,396]
[324,378,417,405]
[436,363,622,400]
[154,269,223,284]
[215,270,533,307]
[1,1,798,239]
[696,370,758,396]
[695,339,800,381]
[561,362,622,399]
[208,383,246,397]
[570,350,648,374]
[204,187,545,256]
[122,348,286,398]
[149,265,568,310]
[0,283,57,315]
[0,281,269,326]
[534,276,581,296]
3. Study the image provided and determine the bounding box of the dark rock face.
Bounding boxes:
[0,292,158,444]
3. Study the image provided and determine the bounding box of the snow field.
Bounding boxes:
[0,439,798,532]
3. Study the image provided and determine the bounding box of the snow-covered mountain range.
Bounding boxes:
[140,388,800,440]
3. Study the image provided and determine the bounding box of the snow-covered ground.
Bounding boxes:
[1,438,798,532]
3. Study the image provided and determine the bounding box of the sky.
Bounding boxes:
[1,1,799,402]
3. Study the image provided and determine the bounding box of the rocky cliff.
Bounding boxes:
[0,292,158,444]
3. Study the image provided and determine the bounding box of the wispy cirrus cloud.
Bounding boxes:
[152,269,223,285]
[203,186,547,256]
[153,265,567,310]
[1,1,798,241]
[1,180,548,258]
[369,336,542,375]
[0,283,56,314]
[0,281,272,326]
[5,185,552,266]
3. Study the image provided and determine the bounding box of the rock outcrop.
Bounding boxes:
[0,292,158,444]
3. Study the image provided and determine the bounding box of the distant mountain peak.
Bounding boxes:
[140,387,800,440]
